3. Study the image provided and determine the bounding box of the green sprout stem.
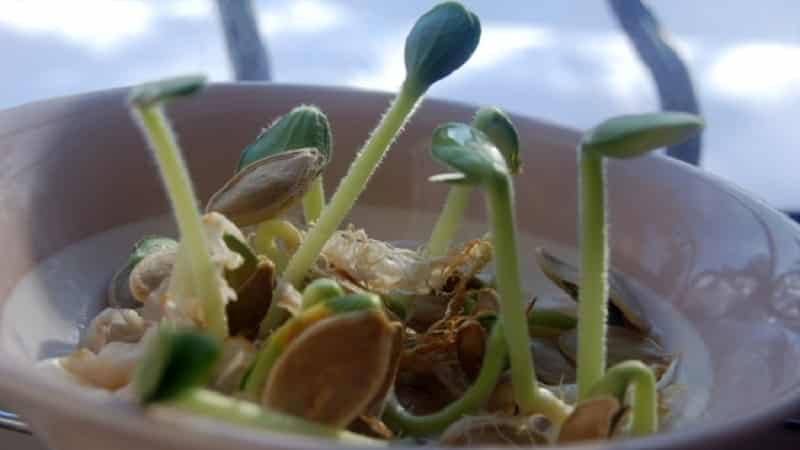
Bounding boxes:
[300,278,344,310]
[259,0,481,333]
[254,219,302,275]
[425,185,470,258]
[264,84,421,333]
[383,321,507,435]
[425,106,519,259]
[486,178,569,420]
[385,318,569,434]
[576,153,608,400]
[486,179,538,413]
[165,388,383,446]
[528,309,578,338]
[133,106,227,340]
[428,121,570,423]
[574,112,702,415]
[587,361,657,436]
[528,310,577,331]
[302,177,326,224]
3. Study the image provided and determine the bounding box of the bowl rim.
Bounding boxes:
[0,82,798,450]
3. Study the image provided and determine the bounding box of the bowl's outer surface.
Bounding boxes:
[0,84,799,450]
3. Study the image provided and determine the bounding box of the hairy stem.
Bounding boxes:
[302,177,326,225]
[133,106,227,339]
[165,388,383,445]
[577,153,608,399]
[425,185,470,258]
[587,360,657,436]
[486,178,570,420]
[262,83,422,334]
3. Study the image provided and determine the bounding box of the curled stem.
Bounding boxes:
[576,153,608,399]
[425,185,470,258]
[165,388,383,446]
[383,321,507,435]
[254,219,302,274]
[587,360,657,436]
[301,278,344,310]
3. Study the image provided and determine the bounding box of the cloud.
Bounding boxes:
[166,0,213,19]
[468,25,555,70]
[0,0,155,52]
[345,35,404,92]
[258,0,350,36]
[0,0,217,53]
[573,33,654,109]
[705,43,800,103]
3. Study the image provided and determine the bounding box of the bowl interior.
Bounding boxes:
[0,84,799,449]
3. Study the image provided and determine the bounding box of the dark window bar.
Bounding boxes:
[608,0,702,166]
[612,1,799,429]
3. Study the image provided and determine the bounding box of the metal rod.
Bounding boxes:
[215,0,272,81]
[608,0,702,166]
[0,410,30,434]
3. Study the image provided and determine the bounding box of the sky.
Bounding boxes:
[1,0,799,209]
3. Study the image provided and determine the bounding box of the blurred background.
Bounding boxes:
[1,0,799,210]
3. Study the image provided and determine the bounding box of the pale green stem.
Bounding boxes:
[300,279,343,310]
[528,310,578,338]
[263,83,422,333]
[577,153,608,400]
[486,178,570,422]
[587,361,657,436]
[425,185,470,258]
[259,303,289,339]
[528,310,578,331]
[242,338,283,399]
[165,388,383,445]
[383,321,507,435]
[486,178,537,412]
[254,219,302,274]
[256,217,304,333]
[133,106,227,340]
[302,177,326,225]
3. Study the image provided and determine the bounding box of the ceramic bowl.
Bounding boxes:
[0,84,799,450]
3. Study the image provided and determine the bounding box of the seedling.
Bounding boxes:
[74,4,705,445]
[274,1,482,307]
[575,112,703,399]
[129,75,229,340]
[133,325,382,445]
[243,290,382,398]
[237,105,333,224]
[425,107,520,258]
[424,122,570,421]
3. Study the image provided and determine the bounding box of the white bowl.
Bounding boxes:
[0,84,799,449]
